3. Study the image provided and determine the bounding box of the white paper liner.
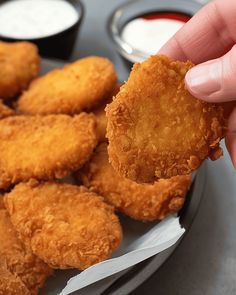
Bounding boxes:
[60,216,184,295]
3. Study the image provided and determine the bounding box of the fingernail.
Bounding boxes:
[185,60,222,98]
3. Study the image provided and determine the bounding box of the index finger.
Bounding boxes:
[159,0,236,63]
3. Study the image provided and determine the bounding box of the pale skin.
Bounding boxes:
[159,0,236,169]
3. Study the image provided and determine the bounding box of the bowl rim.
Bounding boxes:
[0,0,84,41]
[107,0,203,62]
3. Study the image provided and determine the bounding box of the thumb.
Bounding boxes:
[185,44,236,103]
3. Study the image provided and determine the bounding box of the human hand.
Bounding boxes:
[159,0,236,168]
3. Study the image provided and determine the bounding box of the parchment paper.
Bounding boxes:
[59,216,184,295]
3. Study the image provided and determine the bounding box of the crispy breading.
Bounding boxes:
[78,144,192,221]
[106,55,226,182]
[93,83,121,142]
[0,198,52,295]
[0,263,30,295]
[4,181,123,270]
[0,113,97,189]
[94,104,108,142]
[17,56,117,115]
[0,100,15,119]
[0,41,40,100]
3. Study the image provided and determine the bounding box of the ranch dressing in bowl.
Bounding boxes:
[121,13,189,58]
[0,0,79,39]
[121,12,190,63]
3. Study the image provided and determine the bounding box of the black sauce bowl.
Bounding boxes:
[0,0,84,60]
[108,0,202,71]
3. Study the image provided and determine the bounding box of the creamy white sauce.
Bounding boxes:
[121,18,185,62]
[0,0,79,39]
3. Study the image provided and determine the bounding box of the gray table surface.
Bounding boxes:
[70,1,236,294]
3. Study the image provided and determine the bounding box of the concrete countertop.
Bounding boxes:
[71,1,236,294]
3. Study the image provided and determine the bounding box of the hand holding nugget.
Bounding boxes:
[159,0,236,168]
[106,55,226,182]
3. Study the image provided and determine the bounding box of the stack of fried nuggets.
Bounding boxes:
[0,41,222,294]
[0,41,123,294]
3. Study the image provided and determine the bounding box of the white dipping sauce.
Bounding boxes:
[0,0,79,39]
[121,18,185,62]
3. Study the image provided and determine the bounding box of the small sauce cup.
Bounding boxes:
[0,0,84,60]
[108,0,202,70]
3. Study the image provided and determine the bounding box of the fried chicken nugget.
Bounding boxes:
[0,113,97,189]
[78,144,192,221]
[106,55,226,183]
[0,41,40,100]
[4,181,123,270]
[0,100,15,119]
[93,84,121,142]
[17,56,117,115]
[0,199,52,294]
[94,105,108,142]
[0,263,30,295]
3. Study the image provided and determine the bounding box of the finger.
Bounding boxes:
[159,0,236,63]
[185,45,236,102]
[225,107,236,169]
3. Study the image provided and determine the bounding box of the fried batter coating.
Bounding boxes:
[0,100,15,119]
[17,56,117,115]
[94,104,108,142]
[93,84,121,142]
[0,41,40,100]
[4,182,123,270]
[106,55,226,182]
[78,144,192,221]
[0,113,97,189]
[0,263,30,295]
[0,199,52,295]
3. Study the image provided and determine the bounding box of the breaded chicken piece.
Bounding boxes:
[93,84,121,142]
[17,56,117,115]
[106,55,226,183]
[78,144,192,221]
[0,263,30,295]
[0,199,52,295]
[4,181,123,270]
[0,41,40,100]
[94,104,108,142]
[0,113,97,189]
[0,100,15,119]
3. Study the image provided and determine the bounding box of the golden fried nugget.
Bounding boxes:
[106,55,226,182]
[17,56,117,115]
[0,199,52,295]
[78,144,192,221]
[94,105,108,142]
[0,197,4,209]
[4,181,123,270]
[0,41,40,100]
[0,100,15,119]
[0,263,30,295]
[93,83,121,142]
[0,113,97,189]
